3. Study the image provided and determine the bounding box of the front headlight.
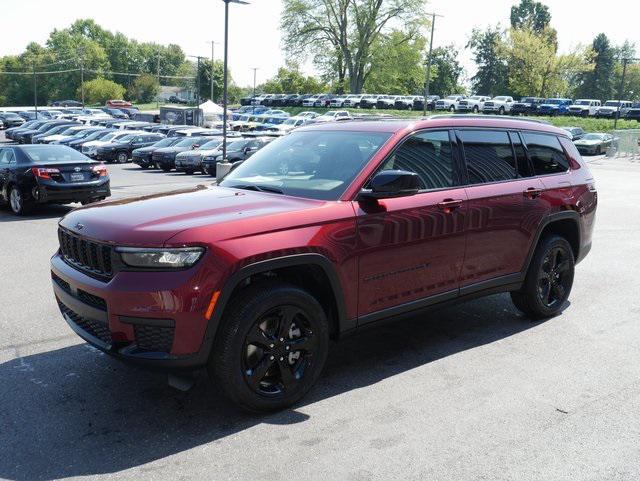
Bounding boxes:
[116,247,205,269]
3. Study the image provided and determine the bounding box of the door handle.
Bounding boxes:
[523,187,543,199]
[437,198,463,213]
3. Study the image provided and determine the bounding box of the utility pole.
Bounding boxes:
[79,49,85,107]
[614,57,630,130]
[156,49,161,109]
[251,67,259,97]
[32,61,38,117]
[197,56,201,120]
[208,41,220,101]
[422,12,443,116]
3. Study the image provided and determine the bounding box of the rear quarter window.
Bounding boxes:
[522,133,570,175]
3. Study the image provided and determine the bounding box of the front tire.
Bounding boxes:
[209,282,329,412]
[116,152,128,163]
[511,235,575,320]
[498,106,505,115]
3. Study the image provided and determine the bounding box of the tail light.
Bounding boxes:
[31,167,60,179]
[92,164,108,177]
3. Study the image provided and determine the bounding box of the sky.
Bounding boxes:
[0,0,638,88]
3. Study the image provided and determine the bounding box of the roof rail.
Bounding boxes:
[429,114,551,124]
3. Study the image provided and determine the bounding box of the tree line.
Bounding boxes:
[0,19,243,106]
[272,0,639,100]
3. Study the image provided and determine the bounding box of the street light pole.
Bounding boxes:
[423,12,442,117]
[32,61,38,117]
[221,0,249,164]
[251,67,258,97]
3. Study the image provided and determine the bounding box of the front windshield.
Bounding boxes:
[101,132,118,141]
[176,137,203,147]
[575,100,591,105]
[546,99,562,104]
[118,134,135,142]
[446,95,459,100]
[583,134,605,140]
[604,101,620,107]
[153,137,179,148]
[284,119,297,125]
[220,130,392,201]
[200,139,223,149]
[495,96,509,101]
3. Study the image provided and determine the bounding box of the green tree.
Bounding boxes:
[80,77,126,104]
[128,73,160,103]
[262,64,327,94]
[467,26,509,96]
[281,0,427,93]
[364,30,427,94]
[429,45,465,95]
[510,0,551,32]
[576,33,616,100]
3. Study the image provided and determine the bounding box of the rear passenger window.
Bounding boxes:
[523,133,569,175]
[380,130,455,190]
[509,132,531,177]
[460,130,516,184]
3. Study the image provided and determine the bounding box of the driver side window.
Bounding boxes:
[379,130,455,190]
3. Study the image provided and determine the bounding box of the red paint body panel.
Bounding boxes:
[51,117,597,366]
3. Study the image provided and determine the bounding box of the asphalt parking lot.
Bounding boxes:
[1,133,640,480]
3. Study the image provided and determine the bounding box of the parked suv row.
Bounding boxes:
[51,116,596,412]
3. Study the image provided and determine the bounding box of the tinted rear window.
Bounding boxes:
[522,133,570,175]
[460,130,517,184]
[21,145,91,163]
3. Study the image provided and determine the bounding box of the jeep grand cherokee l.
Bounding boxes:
[51,117,596,412]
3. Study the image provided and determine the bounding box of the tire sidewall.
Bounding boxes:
[524,235,575,318]
[210,283,329,412]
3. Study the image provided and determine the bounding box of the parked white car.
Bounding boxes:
[329,96,348,108]
[298,111,320,119]
[343,95,364,108]
[482,96,515,114]
[312,110,351,123]
[267,116,309,133]
[435,95,466,111]
[302,96,320,107]
[566,99,601,117]
[456,95,491,113]
[41,125,91,144]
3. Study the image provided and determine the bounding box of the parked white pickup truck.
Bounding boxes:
[567,99,601,117]
[435,95,465,111]
[482,96,515,115]
[456,95,492,113]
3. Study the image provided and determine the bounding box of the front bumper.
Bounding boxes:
[95,150,119,161]
[50,253,219,369]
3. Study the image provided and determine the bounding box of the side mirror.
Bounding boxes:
[358,170,420,200]
[192,144,200,149]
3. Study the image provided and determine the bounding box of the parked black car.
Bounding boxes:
[0,144,110,215]
[100,107,128,119]
[56,127,106,146]
[15,120,76,144]
[152,137,209,172]
[132,137,183,168]
[0,112,26,128]
[625,103,640,122]
[294,94,314,106]
[412,95,439,111]
[511,97,545,115]
[5,120,42,140]
[168,95,188,104]
[201,137,274,175]
[51,100,83,107]
[32,123,80,144]
[118,107,140,118]
[240,96,256,106]
[95,133,166,163]
[68,129,114,151]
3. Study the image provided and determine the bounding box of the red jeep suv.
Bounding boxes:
[51,117,597,411]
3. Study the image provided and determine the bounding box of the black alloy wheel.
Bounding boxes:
[537,246,573,309]
[210,282,329,412]
[511,235,575,319]
[242,305,317,397]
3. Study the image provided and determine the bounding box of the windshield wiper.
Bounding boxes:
[231,184,284,194]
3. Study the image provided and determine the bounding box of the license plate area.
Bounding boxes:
[70,172,86,182]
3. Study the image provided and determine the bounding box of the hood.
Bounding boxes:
[155,146,192,154]
[58,185,324,246]
[133,145,158,154]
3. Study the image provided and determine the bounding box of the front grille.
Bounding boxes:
[59,301,112,345]
[134,324,174,353]
[58,228,113,279]
[52,272,71,292]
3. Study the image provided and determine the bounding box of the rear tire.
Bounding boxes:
[116,152,128,163]
[511,235,575,320]
[161,166,171,172]
[8,185,33,216]
[209,282,329,412]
